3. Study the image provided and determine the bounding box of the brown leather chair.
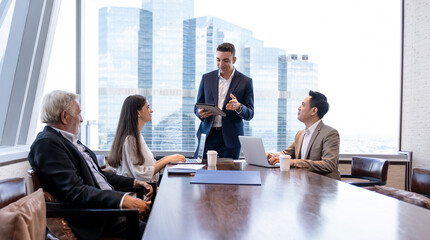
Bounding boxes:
[0,178,47,239]
[0,178,27,209]
[411,168,430,198]
[27,169,141,240]
[341,156,389,187]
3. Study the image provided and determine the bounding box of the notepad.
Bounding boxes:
[190,170,261,186]
[169,164,205,170]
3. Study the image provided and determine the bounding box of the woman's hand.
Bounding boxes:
[166,154,186,163]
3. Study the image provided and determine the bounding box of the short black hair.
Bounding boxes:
[308,90,329,119]
[217,42,235,58]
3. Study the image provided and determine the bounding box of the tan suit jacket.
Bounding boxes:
[282,121,340,180]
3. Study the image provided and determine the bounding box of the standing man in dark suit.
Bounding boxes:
[195,42,254,159]
[28,90,153,239]
[266,90,341,180]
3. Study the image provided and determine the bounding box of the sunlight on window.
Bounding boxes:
[76,0,400,153]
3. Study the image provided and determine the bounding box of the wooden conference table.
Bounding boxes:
[143,162,430,240]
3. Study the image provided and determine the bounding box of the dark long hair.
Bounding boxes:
[108,95,147,167]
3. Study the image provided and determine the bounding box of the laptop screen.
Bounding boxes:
[197,134,207,159]
[239,136,279,167]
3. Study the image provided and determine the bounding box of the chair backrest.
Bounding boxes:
[0,178,47,239]
[27,168,42,194]
[0,178,27,209]
[351,156,389,182]
[411,168,430,197]
[27,169,77,239]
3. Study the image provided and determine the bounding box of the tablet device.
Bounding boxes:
[195,103,226,117]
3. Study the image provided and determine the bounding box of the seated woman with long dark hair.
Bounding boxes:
[108,95,185,182]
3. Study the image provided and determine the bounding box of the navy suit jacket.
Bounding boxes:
[194,69,254,150]
[28,126,135,239]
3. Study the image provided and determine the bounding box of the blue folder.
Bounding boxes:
[190,170,261,186]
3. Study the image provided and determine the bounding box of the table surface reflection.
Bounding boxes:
[143,162,430,240]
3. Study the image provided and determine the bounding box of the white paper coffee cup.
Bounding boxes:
[207,150,217,167]
[279,154,291,171]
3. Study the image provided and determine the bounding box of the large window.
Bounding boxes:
[35,0,76,133]
[75,0,401,153]
[1,0,61,148]
[0,0,14,74]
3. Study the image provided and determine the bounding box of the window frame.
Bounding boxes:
[0,0,405,165]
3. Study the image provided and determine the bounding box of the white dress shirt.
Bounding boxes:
[300,120,321,159]
[213,68,235,127]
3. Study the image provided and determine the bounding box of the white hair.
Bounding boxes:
[40,90,80,124]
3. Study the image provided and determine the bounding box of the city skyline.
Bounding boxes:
[39,0,400,154]
[97,3,317,152]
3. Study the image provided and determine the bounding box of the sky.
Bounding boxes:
[194,0,402,138]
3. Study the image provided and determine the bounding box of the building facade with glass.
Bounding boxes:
[98,7,153,149]
[98,3,318,153]
[284,54,318,146]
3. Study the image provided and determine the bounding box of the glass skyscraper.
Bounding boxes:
[248,47,287,151]
[98,7,153,149]
[284,54,318,146]
[98,2,318,153]
[141,0,194,151]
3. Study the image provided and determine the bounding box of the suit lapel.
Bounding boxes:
[223,70,241,109]
[296,130,305,158]
[77,141,102,189]
[305,121,324,158]
[79,141,99,166]
[46,127,102,189]
[47,127,81,154]
[211,71,219,104]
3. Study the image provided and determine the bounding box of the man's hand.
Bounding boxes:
[268,154,279,165]
[226,93,241,111]
[198,108,214,118]
[266,152,273,161]
[266,152,279,165]
[123,195,151,220]
[134,180,153,199]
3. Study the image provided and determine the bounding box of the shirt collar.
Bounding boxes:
[218,67,235,81]
[50,126,79,145]
[306,120,321,136]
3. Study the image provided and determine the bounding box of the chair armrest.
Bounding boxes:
[341,174,386,187]
[119,182,158,203]
[118,187,145,199]
[46,203,140,240]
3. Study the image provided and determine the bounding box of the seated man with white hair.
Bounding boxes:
[28,90,152,239]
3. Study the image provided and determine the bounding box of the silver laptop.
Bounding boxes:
[175,134,207,164]
[239,136,279,168]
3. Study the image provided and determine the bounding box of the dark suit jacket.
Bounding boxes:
[282,121,341,180]
[28,126,135,239]
[194,69,254,150]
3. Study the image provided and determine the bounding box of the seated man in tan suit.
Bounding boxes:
[267,90,340,179]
